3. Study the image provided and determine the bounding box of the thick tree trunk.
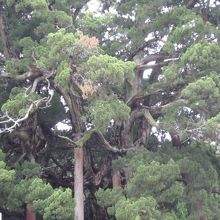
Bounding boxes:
[0,0,15,58]
[26,204,36,220]
[74,147,84,220]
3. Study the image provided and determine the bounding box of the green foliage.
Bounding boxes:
[34,10,72,37]
[97,145,220,219]
[6,58,29,76]
[96,188,124,215]
[54,60,72,91]
[26,178,53,202]
[15,161,41,179]
[11,0,48,12]
[205,112,220,138]
[2,0,220,219]
[34,29,76,69]
[6,179,29,211]
[154,6,196,28]
[180,41,220,72]
[89,96,130,131]
[0,160,15,190]
[1,87,41,117]
[83,54,135,92]
[126,160,183,202]
[181,74,220,116]
[162,64,183,88]
[115,197,161,220]
[33,188,74,220]
[78,13,115,39]
[0,151,75,218]
[6,174,75,218]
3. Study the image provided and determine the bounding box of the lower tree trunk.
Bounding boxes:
[26,204,36,220]
[193,201,206,220]
[74,147,84,220]
[112,170,121,189]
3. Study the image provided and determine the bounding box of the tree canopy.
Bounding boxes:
[1,0,220,219]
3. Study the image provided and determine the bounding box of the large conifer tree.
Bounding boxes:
[1,0,220,219]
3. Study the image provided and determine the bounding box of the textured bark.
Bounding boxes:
[26,204,36,220]
[0,0,15,58]
[74,147,84,220]
[170,131,181,149]
[0,15,9,58]
[55,83,83,133]
[112,170,121,189]
[193,201,206,220]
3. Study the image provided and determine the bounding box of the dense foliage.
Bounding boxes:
[1,0,220,219]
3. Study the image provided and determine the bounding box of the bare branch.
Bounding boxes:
[0,71,33,80]
[136,58,179,71]
[141,54,167,65]
[30,76,45,93]
[0,103,34,133]
[0,80,54,133]
[143,109,159,128]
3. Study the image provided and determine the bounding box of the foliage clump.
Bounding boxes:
[96,145,220,220]
[89,96,131,132]
[1,87,41,117]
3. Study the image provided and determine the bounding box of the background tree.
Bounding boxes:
[1,0,220,220]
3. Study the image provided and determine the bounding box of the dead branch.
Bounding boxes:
[0,89,54,133]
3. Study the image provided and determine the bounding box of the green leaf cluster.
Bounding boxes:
[54,60,72,91]
[89,96,130,132]
[0,157,75,219]
[180,41,220,71]
[1,87,41,117]
[96,145,220,220]
[181,74,220,116]
[83,54,135,92]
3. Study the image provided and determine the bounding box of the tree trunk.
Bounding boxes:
[26,204,36,220]
[0,0,15,58]
[193,201,206,220]
[112,170,121,189]
[74,147,84,220]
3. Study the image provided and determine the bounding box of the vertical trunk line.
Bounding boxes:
[0,0,15,58]
[26,204,36,220]
[112,170,121,189]
[74,147,84,220]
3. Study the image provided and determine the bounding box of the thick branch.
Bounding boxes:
[0,71,32,80]
[140,54,167,65]
[143,109,159,128]
[136,58,179,71]
[126,89,162,107]
[92,130,123,152]
[127,38,158,61]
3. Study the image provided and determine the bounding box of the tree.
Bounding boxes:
[1,0,220,219]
